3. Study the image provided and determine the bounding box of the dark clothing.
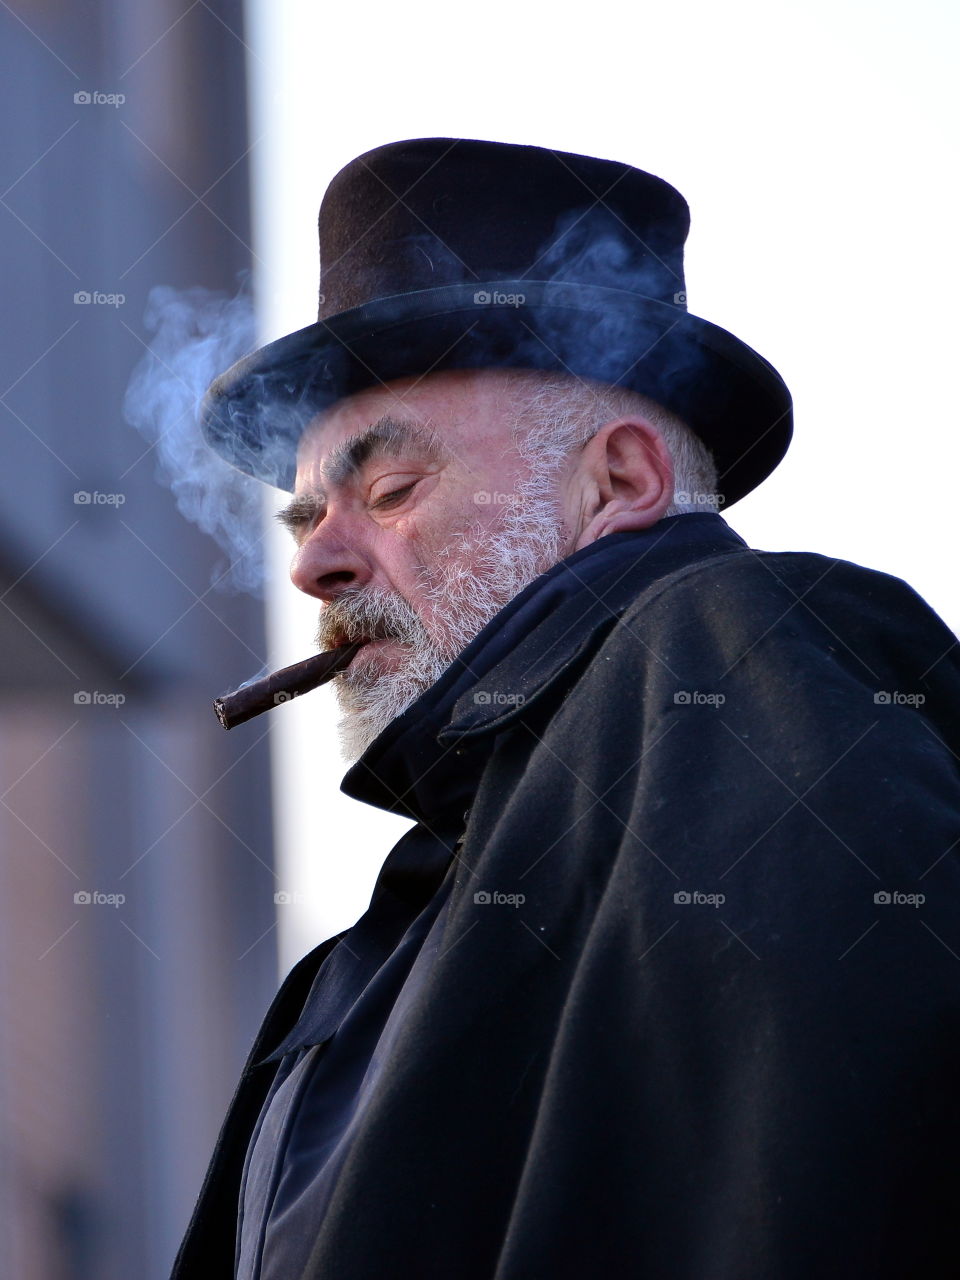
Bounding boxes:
[232,517,748,1280]
[235,883,455,1278]
[172,514,960,1279]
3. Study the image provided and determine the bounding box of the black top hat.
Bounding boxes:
[202,137,791,505]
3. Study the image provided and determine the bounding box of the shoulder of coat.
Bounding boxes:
[617,547,935,629]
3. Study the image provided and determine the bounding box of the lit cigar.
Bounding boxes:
[214,641,366,730]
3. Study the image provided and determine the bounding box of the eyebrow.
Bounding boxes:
[274,416,448,535]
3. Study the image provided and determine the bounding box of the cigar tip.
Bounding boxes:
[212,640,366,732]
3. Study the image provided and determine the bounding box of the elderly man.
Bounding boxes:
[172,140,960,1279]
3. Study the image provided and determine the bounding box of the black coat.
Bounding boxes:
[172,515,960,1278]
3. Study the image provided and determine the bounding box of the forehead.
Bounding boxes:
[294,369,517,481]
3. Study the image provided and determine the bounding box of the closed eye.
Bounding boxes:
[370,481,418,509]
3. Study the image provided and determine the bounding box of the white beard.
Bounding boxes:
[315,480,568,761]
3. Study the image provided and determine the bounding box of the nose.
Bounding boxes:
[289,515,372,602]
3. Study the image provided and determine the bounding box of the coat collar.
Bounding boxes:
[341,513,747,824]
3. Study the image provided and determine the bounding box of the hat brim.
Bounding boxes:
[201,281,791,507]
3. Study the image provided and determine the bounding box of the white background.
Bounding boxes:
[243,0,959,972]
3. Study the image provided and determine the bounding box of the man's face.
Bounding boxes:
[279,370,572,758]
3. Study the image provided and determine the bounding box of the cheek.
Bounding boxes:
[389,505,491,603]
[394,491,489,555]
[427,508,495,569]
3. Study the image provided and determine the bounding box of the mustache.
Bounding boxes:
[314,585,432,651]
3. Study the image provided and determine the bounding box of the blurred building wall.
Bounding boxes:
[0,2,275,1276]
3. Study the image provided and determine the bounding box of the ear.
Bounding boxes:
[571,418,674,551]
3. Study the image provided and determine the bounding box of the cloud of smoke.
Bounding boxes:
[123,283,266,594]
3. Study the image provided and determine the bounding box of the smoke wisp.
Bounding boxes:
[123,284,266,594]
